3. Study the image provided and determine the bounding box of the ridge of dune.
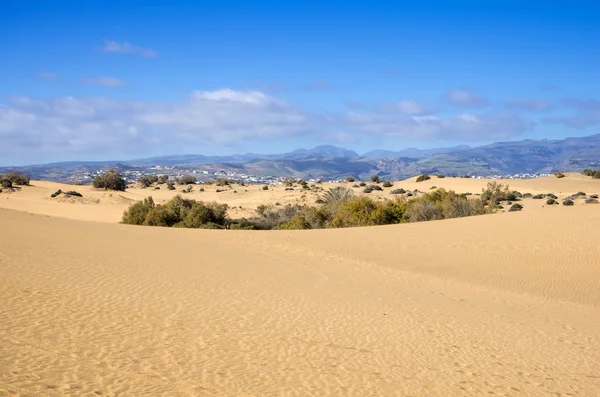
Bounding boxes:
[1,201,600,396]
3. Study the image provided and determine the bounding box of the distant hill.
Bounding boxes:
[428,134,600,175]
[3,134,600,182]
[362,145,471,159]
[285,145,359,159]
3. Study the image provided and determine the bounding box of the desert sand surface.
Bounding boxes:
[1,174,600,396]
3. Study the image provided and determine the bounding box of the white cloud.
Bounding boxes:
[80,76,129,87]
[446,89,488,108]
[397,100,425,114]
[192,88,272,105]
[0,89,309,157]
[0,88,540,160]
[505,98,550,111]
[101,40,158,57]
[346,110,533,141]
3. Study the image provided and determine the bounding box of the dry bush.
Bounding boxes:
[92,169,126,191]
[1,171,30,185]
[416,174,431,182]
[180,174,197,185]
[583,169,600,179]
[405,188,486,222]
[509,203,523,212]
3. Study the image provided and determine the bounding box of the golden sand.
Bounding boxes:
[1,174,599,396]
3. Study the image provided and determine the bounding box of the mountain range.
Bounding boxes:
[2,134,600,182]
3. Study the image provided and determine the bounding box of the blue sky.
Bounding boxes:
[1,0,599,165]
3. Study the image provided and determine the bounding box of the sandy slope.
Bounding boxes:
[1,197,600,396]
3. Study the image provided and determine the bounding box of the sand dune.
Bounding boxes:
[1,174,600,396]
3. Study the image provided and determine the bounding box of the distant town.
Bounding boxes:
[74,166,555,186]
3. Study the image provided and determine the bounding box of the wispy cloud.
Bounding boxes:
[0,89,308,156]
[544,98,600,128]
[345,110,533,141]
[79,76,129,87]
[101,40,158,57]
[0,88,541,158]
[445,89,488,108]
[505,98,551,111]
[396,100,426,114]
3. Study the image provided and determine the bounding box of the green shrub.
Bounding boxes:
[575,191,586,197]
[382,181,393,188]
[436,174,445,178]
[359,182,366,187]
[262,185,269,190]
[1,179,13,188]
[92,169,126,191]
[363,187,373,193]
[585,198,599,204]
[158,175,169,184]
[371,185,383,191]
[279,215,311,230]
[64,190,82,197]
[555,172,565,178]
[416,174,431,182]
[167,182,176,190]
[546,198,557,205]
[545,193,558,199]
[563,199,574,206]
[331,196,382,228]
[122,197,155,225]
[390,188,406,195]
[50,189,62,198]
[532,194,544,199]
[182,202,227,228]
[370,174,381,183]
[121,195,227,229]
[345,176,355,183]
[143,206,179,227]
